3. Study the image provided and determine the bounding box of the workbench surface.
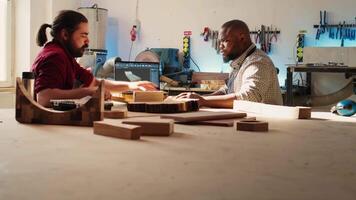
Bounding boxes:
[0,108,355,200]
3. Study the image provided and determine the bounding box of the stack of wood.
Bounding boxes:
[127,91,199,113]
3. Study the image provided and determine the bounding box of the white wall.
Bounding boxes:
[14,0,80,79]
[13,0,356,86]
[81,0,356,86]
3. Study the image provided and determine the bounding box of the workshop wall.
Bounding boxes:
[81,0,356,86]
[17,0,356,87]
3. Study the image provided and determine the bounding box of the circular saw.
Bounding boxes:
[135,49,160,62]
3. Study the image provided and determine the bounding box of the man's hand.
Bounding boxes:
[175,92,206,106]
[129,81,158,91]
[104,89,112,100]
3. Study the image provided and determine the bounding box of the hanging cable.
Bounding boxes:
[190,57,201,72]
[128,41,134,61]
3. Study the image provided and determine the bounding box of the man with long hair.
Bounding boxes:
[32,10,157,107]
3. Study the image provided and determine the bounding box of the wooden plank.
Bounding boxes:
[93,121,141,140]
[122,118,174,136]
[233,100,311,119]
[104,110,127,119]
[133,91,165,102]
[187,117,256,127]
[161,111,247,123]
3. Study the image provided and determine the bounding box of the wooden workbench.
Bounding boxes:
[0,108,355,200]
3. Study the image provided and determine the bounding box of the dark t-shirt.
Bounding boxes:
[31,40,93,94]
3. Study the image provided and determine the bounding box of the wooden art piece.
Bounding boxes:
[15,77,104,126]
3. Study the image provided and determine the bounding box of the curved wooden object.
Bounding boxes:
[15,77,104,126]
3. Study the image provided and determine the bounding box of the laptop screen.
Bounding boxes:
[114,61,160,89]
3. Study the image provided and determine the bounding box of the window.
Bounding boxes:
[0,0,12,87]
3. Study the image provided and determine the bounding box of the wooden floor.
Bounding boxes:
[0,106,356,200]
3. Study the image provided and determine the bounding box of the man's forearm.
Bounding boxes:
[37,87,95,107]
[205,89,226,96]
[201,93,237,108]
[103,79,130,93]
[92,79,130,93]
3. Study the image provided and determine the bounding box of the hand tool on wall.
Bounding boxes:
[215,31,220,53]
[130,25,137,42]
[211,31,216,49]
[250,25,280,54]
[315,29,321,40]
[201,27,211,41]
[324,10,328,32]
[270,27,278,43]
[341,21,345,47]
[329,28,334,39]
[320,11,325,33]
[351,30,355,40]
[260,25,267,53]
[254,28,260,44]
[267,26,271,53]
[336,22,341,39]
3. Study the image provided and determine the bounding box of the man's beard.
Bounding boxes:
[222,54,235,63]
[64,40,88,58]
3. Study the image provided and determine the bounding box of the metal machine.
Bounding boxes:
[114,61,160,87]
[77,4,108,76]
[302,47,356,106]
[135,48,184,81]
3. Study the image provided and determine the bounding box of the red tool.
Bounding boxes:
[202,27,210,41]
[130,25,137,41]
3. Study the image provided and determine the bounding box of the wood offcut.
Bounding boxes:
[122,118,174,136]
[236,120,269,132]
[104,110,127,119]
[233,100,311,119]
[94,121,141,140]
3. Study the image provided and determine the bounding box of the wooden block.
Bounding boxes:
[133,91,164,102]
[127,102,147,112]
[160,75,179,87]
[93,121,141,140]
[122,118,174,136]
[236,120,268,132]
[104,110,127,119]
[233,100,311,119]
[298,107,312,119]
[161,111,247,123]
[190,117,256,127]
